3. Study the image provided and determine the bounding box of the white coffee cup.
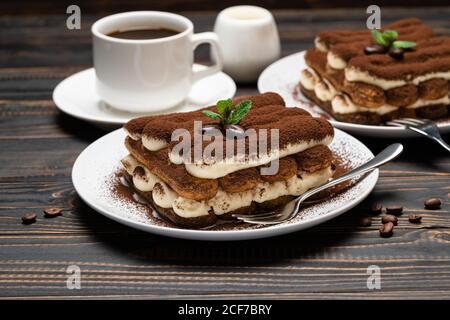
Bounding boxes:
[92,11,223,112]
[214,6,280,83]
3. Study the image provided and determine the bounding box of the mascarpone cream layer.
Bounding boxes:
[327,51,347,70]
[124,129,141,141]
[142,136,169,151]
[300,68,337,102]
[121,155,334,218]
[127,133,333,180]
[174,137,333,179]
[121,155,160,192]
[299,68,320,90]
[331,95,397,115]
[315,37,328,53]
[332,94,450,115]
[300,68,450,115]
[346,68,450,90]
[315,37,348,69]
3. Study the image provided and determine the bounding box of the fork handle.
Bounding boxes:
[297,143,404,204]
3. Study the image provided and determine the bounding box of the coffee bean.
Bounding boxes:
[408,214,422,223]
[424,197,441,210]
[201,124,222,136]
[379,222,394,238]
[382,214,398,226]
[22,212,37,224]
[364,44,387,55]
[389,48,404,60]
[386,205,403,215]
[43,207,62,217]
[359,216,372,227]
[370,202,383,215]
[224,124,245,139]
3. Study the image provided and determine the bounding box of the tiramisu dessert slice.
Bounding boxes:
[120,92,335,228]
[299,18,450,125]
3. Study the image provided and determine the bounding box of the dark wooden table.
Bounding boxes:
[1,7,449,299]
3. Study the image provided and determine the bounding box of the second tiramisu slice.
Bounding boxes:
[299,18,450,125]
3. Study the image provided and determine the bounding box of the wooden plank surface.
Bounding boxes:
[4,1,450,15]
[0,7,449,299]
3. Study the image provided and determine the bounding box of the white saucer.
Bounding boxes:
[53,66,236,127]
[258,51,450,138]
[72,128,378,241]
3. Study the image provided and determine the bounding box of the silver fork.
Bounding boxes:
[233,143,403,225]
[386,118,450,152]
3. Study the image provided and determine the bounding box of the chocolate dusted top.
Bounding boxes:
[146,92,285,142]
[124,92,285,140]
[319,18,433,61]
[349,36,450,80]
[124,92,334,159]
[316,18,450,80]
[164,103,333,161]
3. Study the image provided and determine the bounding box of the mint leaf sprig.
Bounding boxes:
[391,40,417,49]
[202,99,252,126]
[371,29,416,49]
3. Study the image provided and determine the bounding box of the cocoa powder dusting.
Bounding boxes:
[113,172,157,222]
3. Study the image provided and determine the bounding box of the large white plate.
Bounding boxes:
[72,128,378,241]
[53,66,236,128]
[258,51,450,138]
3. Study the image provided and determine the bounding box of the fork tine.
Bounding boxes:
[402,117,425,125]
[232,211,275,219]
[386,121,406,127]
[237,211,288,223]
[390,119,418,126]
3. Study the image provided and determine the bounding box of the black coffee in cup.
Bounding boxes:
[107,28,179,40]
[92,11,223,112]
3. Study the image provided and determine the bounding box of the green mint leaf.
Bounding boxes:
[216,98,233,117]
[372,30,389,47]
[228,100,252,124]
[392,40,416,49]
[202,110,223,121]
[383,30,398,42]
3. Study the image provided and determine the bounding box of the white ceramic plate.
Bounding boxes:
[72,128,378,241]
[53,66,236,128]
[258,51,450,138]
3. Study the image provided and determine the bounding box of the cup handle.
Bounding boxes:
[191,32,223,83]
